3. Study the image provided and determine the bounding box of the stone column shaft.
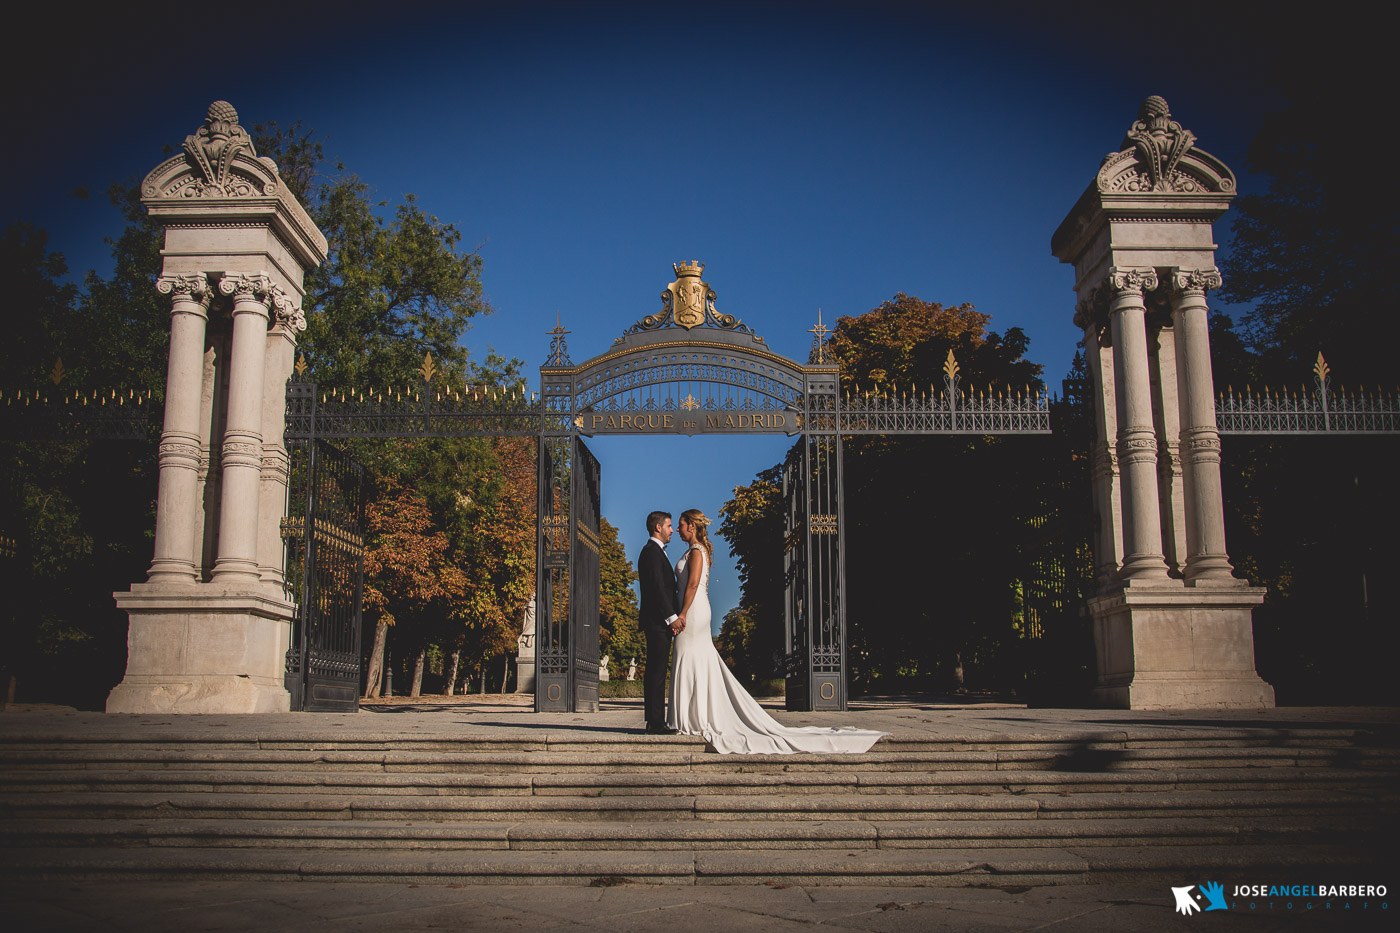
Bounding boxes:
[1171,269,1235,582]
[148,275,211,583]
[1108,268,1171,582]
[257,326,297,585]
[1083,327,1123,585]
[211,275,271,583]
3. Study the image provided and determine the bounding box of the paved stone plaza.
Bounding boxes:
[5,877,1394,932]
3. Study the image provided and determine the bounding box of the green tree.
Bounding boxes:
[716,468,785,680]
[598,516,642,678]
[1218,91,1399,382]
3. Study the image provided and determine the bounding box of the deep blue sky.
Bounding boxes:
[3,1,1348,630]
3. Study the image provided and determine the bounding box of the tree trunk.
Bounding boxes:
[446,650,461,697]
[363,620,388,698]
[500,653,510,693]
[411,647,425,698]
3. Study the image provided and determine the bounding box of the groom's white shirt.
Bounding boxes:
[649,536,679,626]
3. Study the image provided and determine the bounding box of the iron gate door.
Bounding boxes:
[534,435,601,712]
[570,437,602,712]
[783,433,847,710]
[283,438,366,712]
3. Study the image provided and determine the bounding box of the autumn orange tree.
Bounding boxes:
[362,478,465,698]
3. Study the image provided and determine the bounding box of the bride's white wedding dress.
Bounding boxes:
[667,547,889,755]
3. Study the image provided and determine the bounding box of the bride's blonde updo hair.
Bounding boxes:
[680,508,714,562]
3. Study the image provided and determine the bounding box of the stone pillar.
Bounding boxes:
[147,274,211,583]
[1170,268,1236,583]
[1080,323,1122,586]
[108,101,327,714]
[1107,268,1172,584]
[211,275,272,584]
[1052,96,1273,709]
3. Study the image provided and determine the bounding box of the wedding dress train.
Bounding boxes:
[667,547,888,755]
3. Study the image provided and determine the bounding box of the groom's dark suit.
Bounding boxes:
[637,537,680,727]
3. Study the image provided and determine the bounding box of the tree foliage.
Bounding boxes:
[598,517,642,676]
[1218,90,1399,382]
[1,122,522,704]
[719,294,1091,699]
[1212,84,1400,703]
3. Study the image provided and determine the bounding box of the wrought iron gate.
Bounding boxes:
[282,430,366,712]
[782,431,847,710]
[535,435,601,711]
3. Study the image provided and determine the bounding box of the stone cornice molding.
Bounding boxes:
[141,102,328,271]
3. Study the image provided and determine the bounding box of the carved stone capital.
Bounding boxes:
[1170,267,1222,294]
[1108,267,1159,296]
[156,273,213,307]
[266,287,307,333]
[218,272,274,305]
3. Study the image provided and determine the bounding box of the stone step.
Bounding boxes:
[0,766,1391,797]
[3,788,1390,823]
[0,843,1380,885]
[3,744,1392,774]
[0,814,1378,851]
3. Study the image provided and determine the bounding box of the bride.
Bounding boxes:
[667,508,888,755]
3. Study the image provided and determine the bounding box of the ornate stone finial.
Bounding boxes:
[1121,96,1196,193]
[182,101,259,196]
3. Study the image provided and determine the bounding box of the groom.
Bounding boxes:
[638,510,685,734]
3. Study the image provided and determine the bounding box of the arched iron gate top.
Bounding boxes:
[539,262,826,437]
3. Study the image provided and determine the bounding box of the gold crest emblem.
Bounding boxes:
[667,261,711,330]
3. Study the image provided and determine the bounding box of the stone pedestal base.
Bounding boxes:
[107,583,295,714]
[1089,581,1275,710]
[515,659,536,695]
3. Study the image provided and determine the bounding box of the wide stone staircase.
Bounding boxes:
[1,721,1397,886]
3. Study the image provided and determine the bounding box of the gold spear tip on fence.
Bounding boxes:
[295,355,308,378]
[1314,352,1330,384]
[50,358,64,385]
[943,350,959,382]
[421,352,436,384]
